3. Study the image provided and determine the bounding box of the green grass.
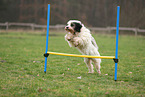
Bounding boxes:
[0,31,145,97]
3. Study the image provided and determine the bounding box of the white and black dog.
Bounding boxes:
[64,20,101,74]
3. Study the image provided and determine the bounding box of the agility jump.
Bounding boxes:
[44,4,120,81]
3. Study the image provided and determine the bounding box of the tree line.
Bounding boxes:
[0,0,145,28]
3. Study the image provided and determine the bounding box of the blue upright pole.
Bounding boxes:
[114,6,120,81]
[44,4,50,73]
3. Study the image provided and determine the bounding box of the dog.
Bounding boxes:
[64,20,101,74]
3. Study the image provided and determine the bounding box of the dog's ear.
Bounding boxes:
[74,22,82,32]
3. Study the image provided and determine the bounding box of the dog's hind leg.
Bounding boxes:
[92,58,101,74]
[84,58,94,73]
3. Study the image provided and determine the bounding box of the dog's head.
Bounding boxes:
[65,20,84,34]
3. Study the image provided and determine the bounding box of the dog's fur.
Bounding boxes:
[65,20,101,74]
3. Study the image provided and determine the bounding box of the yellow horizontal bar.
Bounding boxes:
[47,51,115,59]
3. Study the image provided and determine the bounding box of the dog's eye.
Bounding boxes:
[71,23,74,27]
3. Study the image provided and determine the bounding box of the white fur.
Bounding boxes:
[65,20,101,74]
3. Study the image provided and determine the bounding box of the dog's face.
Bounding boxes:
[65,20,83,34]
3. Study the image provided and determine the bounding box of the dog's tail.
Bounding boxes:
[91,37,98,50]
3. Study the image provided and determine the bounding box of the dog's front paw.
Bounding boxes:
[73,37,80,47]
[73,41,79,47]
[67,37,72,41]
[65,35,72,41]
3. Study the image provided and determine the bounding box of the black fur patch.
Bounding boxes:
[73,22,82,32]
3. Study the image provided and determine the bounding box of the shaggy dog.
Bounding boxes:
[64,20,101,74]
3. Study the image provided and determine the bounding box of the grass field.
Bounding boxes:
[0,31,145,97]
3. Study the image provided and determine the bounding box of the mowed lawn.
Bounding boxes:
[0,31,145,97]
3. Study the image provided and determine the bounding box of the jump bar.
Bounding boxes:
[47,51,115,59]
